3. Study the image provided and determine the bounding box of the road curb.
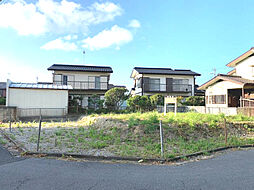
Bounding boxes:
[25,144,254,163]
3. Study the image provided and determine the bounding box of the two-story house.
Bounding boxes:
[130,67,200,97]
[198,47,254,108]
[48,64,113,108]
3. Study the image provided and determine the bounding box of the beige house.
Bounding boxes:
[48,64,113,108]
[199,47,254,108]
[130,67,200,97]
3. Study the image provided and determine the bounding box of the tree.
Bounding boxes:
[127,95,152,112]
[88,95,104,110]
[181,96,205,106]
[105,87,128,111]
[150,94,164,107]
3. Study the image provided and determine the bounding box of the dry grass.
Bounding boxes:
[0,112,254,158]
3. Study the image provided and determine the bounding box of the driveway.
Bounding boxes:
[0,145,254,190]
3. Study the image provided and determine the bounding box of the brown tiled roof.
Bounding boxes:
[198,74,254,90]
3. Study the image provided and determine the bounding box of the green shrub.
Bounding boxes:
[127,95,152,112]
[150,94,164,107]
[88,95,104,110]
[0,97,5,105]
[181,96,205,106]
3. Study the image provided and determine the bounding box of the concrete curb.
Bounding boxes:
[25,144,254,163]
[1,129,254,163]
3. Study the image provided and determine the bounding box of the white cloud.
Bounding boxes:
[41,38,78,51]
[82,25,133,50]
[0,0,123,36]
[128,19,141,28]
[63,34,78,40]
[0,1,47,35]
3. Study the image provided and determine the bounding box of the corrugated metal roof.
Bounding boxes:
[48,64,113,73]
[9,83,72,90]
[0,82,6,89]
[133,67,200,76]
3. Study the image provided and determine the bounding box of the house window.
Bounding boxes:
[172,79,189,92]
[63,75,68,85]
[149,78,160,91]
[95,77,100,89]
[208,96,212,104]
[173,79,189,84]
[210,95,226,104]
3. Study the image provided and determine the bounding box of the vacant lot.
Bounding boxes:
[1,112,254,158]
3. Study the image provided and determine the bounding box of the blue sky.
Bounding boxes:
[1,0,254,90]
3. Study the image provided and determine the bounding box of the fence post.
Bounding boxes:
[9,110,12,133]
[224,118,227,145]
[37,115,42,152]
[159,120,164,158]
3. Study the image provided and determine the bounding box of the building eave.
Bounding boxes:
[198,74,246,90]
[226,47,254,67]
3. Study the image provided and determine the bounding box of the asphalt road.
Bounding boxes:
[0,146,254,190]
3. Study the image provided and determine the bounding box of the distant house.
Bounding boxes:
[0,82,6,98]
[6,80,72,117]
[199,47,254,108]
[130,67,200,97]
[48,64,113,108]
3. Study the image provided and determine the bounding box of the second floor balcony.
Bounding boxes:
[53,81,108,90]
[143,83,192,93]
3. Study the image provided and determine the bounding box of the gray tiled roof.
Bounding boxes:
[0,82,6,89]
[133,67,200,76]
[48,64,113,73]
[9,83,72,90]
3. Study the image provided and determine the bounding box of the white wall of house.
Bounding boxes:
[205,80,242,108]
[235,56,254,80]
[7,88,68,116]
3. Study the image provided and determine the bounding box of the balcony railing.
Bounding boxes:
[240,98,254,107]
[143,83,192,93]
[54,81,108,90]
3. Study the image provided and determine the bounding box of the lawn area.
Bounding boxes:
[0,112,254,159]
